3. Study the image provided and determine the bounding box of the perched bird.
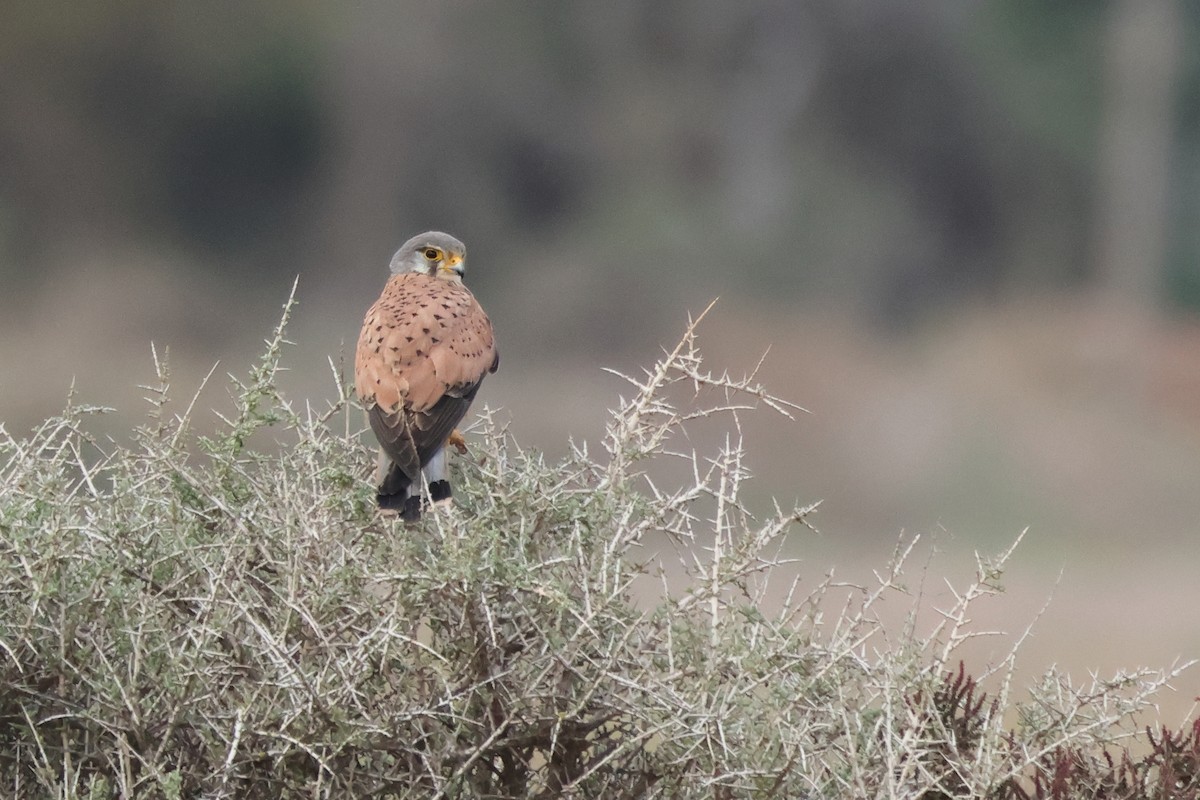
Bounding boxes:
[355,231,498,520]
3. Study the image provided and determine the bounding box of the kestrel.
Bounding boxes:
[355,231,498,521]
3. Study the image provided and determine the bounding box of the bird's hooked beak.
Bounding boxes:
[439,253,465,278]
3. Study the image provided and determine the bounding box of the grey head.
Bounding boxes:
[389,231,467,281]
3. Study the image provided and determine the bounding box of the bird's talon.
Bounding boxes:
[448,429,468,455]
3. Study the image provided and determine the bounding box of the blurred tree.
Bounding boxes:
[1167,2,1200,312]
[1095,0,1181,308]
[0,1,1196,330]
[0,1,326,285]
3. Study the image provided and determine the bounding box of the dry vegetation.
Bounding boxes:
[0,293,1196,799]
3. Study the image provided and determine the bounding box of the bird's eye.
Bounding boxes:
[423,248,440,260]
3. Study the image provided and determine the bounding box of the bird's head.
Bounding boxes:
[389,231,467,282]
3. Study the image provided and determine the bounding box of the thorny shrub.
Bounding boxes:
[0,288,1193,798]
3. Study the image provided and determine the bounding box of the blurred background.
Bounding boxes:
[2,1,1198,717]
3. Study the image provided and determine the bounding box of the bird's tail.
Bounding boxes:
[376,451,421,521]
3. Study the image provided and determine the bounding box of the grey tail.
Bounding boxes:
[423,446,451,506]
[377,459,422,522]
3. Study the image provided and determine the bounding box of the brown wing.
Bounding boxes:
[355,272,498,479]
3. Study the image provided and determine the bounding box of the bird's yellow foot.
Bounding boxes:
[447,429,468,455]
